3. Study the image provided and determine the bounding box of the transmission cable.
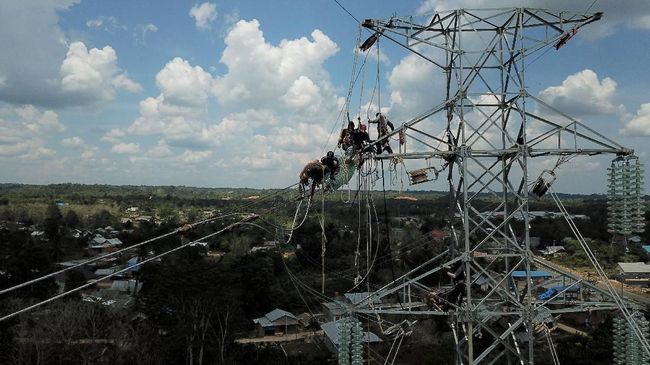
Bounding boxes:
[0,219,252,322]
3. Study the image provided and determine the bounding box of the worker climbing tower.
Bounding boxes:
[347,7,647,364]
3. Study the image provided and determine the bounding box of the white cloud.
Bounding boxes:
[112,142,140,154]
[134,23,158,44]
[155,57,213,107]
[282,76,321,109]
[387,52,442,122]
[112,74,143,93]
[0,105,63,159]
[621,103,650,136]
[61,136,84,148]
[60,42,142,104]
[146,139,173,158]
[121,19,345,186]
[15,105,65,134]
[102,128,126,143]
[213,19,339,107]
[537,69,624,117]
[189,2,218,30]
[86,16,126,31]
[178,149,212,163]
[81,148,96,160]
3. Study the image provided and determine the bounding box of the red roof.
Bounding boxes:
[430,230,446,238]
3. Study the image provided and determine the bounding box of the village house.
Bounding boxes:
[253,308,300,337]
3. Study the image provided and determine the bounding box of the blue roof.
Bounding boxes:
[643,245,650,253]
[511,270,552,278]
[127,257,140,272]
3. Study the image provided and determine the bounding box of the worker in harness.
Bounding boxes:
[320,151,339,180]
[299,160,330,197]
[369,112,395,154]
[337,121,355,153]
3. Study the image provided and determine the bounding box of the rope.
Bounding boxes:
[321,186,327,294]
[331,0,360,24]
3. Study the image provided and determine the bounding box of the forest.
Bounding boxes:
[0,183,648,364]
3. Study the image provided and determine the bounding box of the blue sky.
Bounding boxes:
[1,0,650,193]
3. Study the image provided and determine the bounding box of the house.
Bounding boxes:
[253,308,300,337]
[321,301,348,321]
[618,262,650,285]
[511,270,553,290]
[111,279,143,294]
[541,246,565,256]
[320,318,382,357]
[107,238,123,246]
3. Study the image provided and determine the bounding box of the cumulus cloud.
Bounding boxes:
[61,136,85,148]
[120,18,345,186]
[537,69,624,117]
[178,149,212,163]
[621,103,650,136]
[0,105,64,159]
[189,2,218,30]
[146,139,173,158]
[112,142,140,154]
[387,52,442,122]
[60,42,142,104]
[102,128,126,143]
[213,19,339,107]
[155,57,213,107]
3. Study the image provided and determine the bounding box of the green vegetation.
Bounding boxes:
[0,184,647,364]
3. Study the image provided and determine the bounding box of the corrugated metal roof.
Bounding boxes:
[253,317,273,327]
[322,301,347,315]
[618,262,650,273]
[266,308,297,322]
[321,319,382,346]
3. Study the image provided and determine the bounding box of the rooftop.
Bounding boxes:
[618,262,650,274]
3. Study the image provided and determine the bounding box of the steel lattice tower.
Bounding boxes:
[350,8,642,364]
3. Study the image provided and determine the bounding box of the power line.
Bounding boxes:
[0,219,252,322]
[332,0,360,24]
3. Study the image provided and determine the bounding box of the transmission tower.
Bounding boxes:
[349,8,645,364]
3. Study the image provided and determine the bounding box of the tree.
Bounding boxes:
[63,209,81,228]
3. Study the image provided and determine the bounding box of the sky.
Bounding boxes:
[1,0,650,194]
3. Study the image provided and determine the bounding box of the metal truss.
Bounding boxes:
[353,8,638,364]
